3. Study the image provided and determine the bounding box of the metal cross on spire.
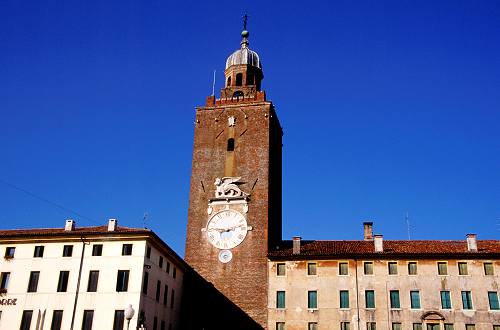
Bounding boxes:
[242,13,249,31]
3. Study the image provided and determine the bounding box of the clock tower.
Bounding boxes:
[185,24,282,328]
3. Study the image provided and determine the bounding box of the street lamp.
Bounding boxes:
[124,304,135,330]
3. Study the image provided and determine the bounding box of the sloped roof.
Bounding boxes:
[0,225,150,238]
[268,240,500,260]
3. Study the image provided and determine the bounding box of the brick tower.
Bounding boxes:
[184,24,282,328]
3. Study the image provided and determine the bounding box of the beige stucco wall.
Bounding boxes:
[268,259,500,330]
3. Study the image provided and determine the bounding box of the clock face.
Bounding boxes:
[206,209,248,249]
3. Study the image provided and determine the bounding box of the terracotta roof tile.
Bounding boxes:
[269,240,500,259]
[0,225,150,238]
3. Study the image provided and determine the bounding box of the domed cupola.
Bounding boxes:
[221,22,264,102]
[225,30,262,70]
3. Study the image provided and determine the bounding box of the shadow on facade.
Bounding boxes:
[180,268,263,330]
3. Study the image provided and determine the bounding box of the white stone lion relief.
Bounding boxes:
[214,177,248,198]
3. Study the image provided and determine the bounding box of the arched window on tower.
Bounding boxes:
[227,76,231,87]
[246,72,254,85]
[227,138,235,151]
[235,73,243,86]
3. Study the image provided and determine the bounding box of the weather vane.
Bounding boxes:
[242,13,249,30]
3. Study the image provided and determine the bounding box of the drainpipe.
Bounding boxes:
[354,258,361,330]
[70,236,89,330]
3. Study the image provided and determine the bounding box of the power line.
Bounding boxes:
[0,178,98,225]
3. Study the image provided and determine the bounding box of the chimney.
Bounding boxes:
[108,218,118,231]
[466,234,477,252]
[374,234,383,252]
[65,219,75,231]
[363,222,373,241]
[292,236,301,255]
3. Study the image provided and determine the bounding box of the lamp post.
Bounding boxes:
[124,304,135,330]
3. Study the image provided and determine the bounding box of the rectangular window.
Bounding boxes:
[307,262,317,275]
[57,271,69,292]
[392,323,401,330]
[87,271,99,292]
[20,310,33,330]
[62,245,73,257]
[170,289,175,309]
[488,291,499,310]
[156,280,161,302]
[444,324,454,330]
[341,322,350,330]
[462,291,473,309]
[410,291,421,309]
[339,262,348,275]
[159,256,163,269]
[34,246,44,258]
[122,244,133,256]
[408,262,417,275]
[27,271,40,292]
[276,322,285,330]
[413,323,423,330]
[153,317,158,330]
[146,246,151,259]
[277,263,286,276]
[308,290,317,309]
[0,272,10,291]
[438,262,447,275]
[484,262,494,275]
[116,270,129,292]
[166,261,170,274]
[173,267,177,279]
[112,310,124,330]
[161,321,166,330]
[367,322,376,330]
[364,262,373,275]
[276,291,285,308]
[308,323,318,330]
[50,310,63,330]
[91,244,102,256]
[142,272,149,295]
[4,247,15,258]
[465,325,475,330]
[493,326,500,330]
[163,285,168,306]
[340,290,349,308]
[428,324,440,330]
[388,262,398,275]
[390,290,400,309]
[81,310,94,330]
[441,291,452,309]
[458,262,468,275]
[365,290,375,308]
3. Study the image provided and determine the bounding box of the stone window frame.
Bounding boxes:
[437,261,448,276]
[484,262,494,276]
[307,262,318,276]
[388,261,398,275]
[488,291,500,311]
[276,263,286,277]
[458,261,469,276]
[408,261,418,275]
[338,261,349,276]
[363,261,374,275]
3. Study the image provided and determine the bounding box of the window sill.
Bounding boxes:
[308,308,318,313]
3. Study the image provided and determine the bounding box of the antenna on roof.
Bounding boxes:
[142,212,149,229]
[406,212,411,240]
[212,70,216,96]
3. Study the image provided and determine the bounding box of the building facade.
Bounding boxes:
[0,219,184,330]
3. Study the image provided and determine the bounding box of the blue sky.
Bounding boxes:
[1,0,499,256]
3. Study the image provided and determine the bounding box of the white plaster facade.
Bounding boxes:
[0,220,184,330]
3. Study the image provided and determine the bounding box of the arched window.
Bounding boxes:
[246,72,254,85]
[235,73,243,86]
[227,76,231,87]
[227,138,235,151]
